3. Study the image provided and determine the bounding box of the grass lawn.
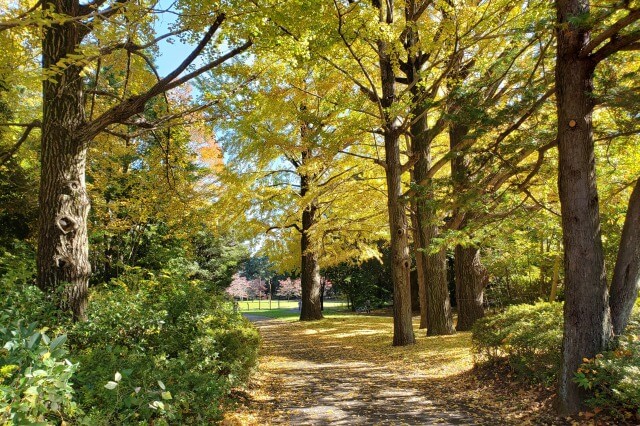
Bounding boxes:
[237,299,347,314]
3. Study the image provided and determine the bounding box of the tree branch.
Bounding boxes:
[0,120,41,166]
[580,9,640,58]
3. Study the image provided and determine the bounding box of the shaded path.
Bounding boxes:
[242,315,486,425]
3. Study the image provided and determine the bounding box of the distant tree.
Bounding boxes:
[276,277,301,300]
[247,278,268,300]
[226,274,250,300]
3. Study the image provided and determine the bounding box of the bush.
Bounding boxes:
[575,315,640,421]
[0,313,79,424]
[70,268,260,424]
[472,301,563,384]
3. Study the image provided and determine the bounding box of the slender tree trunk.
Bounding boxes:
[37,0,91,321]
[549,254,560,303]
[555,0,612,414]
[610,178,640,336]
[410,207,428,329]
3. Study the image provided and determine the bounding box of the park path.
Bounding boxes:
[238,315,495,426]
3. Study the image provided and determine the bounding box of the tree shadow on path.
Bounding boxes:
[235,314,548,425]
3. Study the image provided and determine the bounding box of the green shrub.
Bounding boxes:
[70,268,260,424]
[575,315,640,420]
[0,314,79,424]
[472,301,563,383]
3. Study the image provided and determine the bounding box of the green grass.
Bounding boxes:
[237,299,346,311]
[239,300,349,321]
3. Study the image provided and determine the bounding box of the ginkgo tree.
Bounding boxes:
[212,53,388,321]
[0,0,253,319]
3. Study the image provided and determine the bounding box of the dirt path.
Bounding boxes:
[226,314,560,426]
[248,317,479,425]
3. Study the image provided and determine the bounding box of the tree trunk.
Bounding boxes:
[410,208,428,329]
[549,254,560,303]
[37,0,91,321]
[385,128,415,346]
[411,115,454,336]
[609,178,640,336]
[555,0,612,414]
[454,245,487,331]
[372,0,414,346]
[299,147,323,321]
[449,115,486,331]
[403,2,453,336]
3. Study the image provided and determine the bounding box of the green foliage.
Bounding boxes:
[472,302,563,384]
[325,249,392,311]
[0,242,69,332]
[70,269,260,424]
[575,316,640,420]
[0,315,79,424]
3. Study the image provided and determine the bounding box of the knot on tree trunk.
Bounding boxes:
[56,215,78,234]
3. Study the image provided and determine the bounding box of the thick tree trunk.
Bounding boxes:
[37,0,91,321]
[378,34,414,345]
[404,2,453,336]
[385,129,415,346]
[454,245,487,331]
[555,0,612,414]
[609,178,640,336]
[449,119,486,331]
[300,224,322,321]
[299,145,323,321]
[411,117,454,336]
[369,0,415,346]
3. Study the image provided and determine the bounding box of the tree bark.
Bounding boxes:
[555,0,612,414]
[411,115,453,336]
[609,178,640,336]
[449,117,486,331]
[454,245,487,331]
[37,0,91,320]
[299,142,323,321]
[385,128,414,346]
[373,0,414,346]
[410,208,428,329]
[403,0,453,336]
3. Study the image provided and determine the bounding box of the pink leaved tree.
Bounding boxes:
[226,274,250,300]
[276,278,301,300]
[247,278,268,299]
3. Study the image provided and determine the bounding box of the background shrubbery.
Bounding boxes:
[0,244,260,424]
[472,302,563,384]
[473,301,640,418]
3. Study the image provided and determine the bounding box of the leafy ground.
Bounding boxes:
[224,311,566,425]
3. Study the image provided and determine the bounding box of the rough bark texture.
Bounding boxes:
[411,115,453,336]
[410,208,428,329]
[37,0,91,320]
[404,0,453,336]
[609,179,640,336]
[299,143,323,321]
[377,3,414,344]
[555,0,612,414]
[449,120,486,331]
[454,245,487,331]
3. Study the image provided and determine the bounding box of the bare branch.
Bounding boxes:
[591,30,640,63]
[267,223,302,234]
[0,120,41,166]
[580,9,640,58]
